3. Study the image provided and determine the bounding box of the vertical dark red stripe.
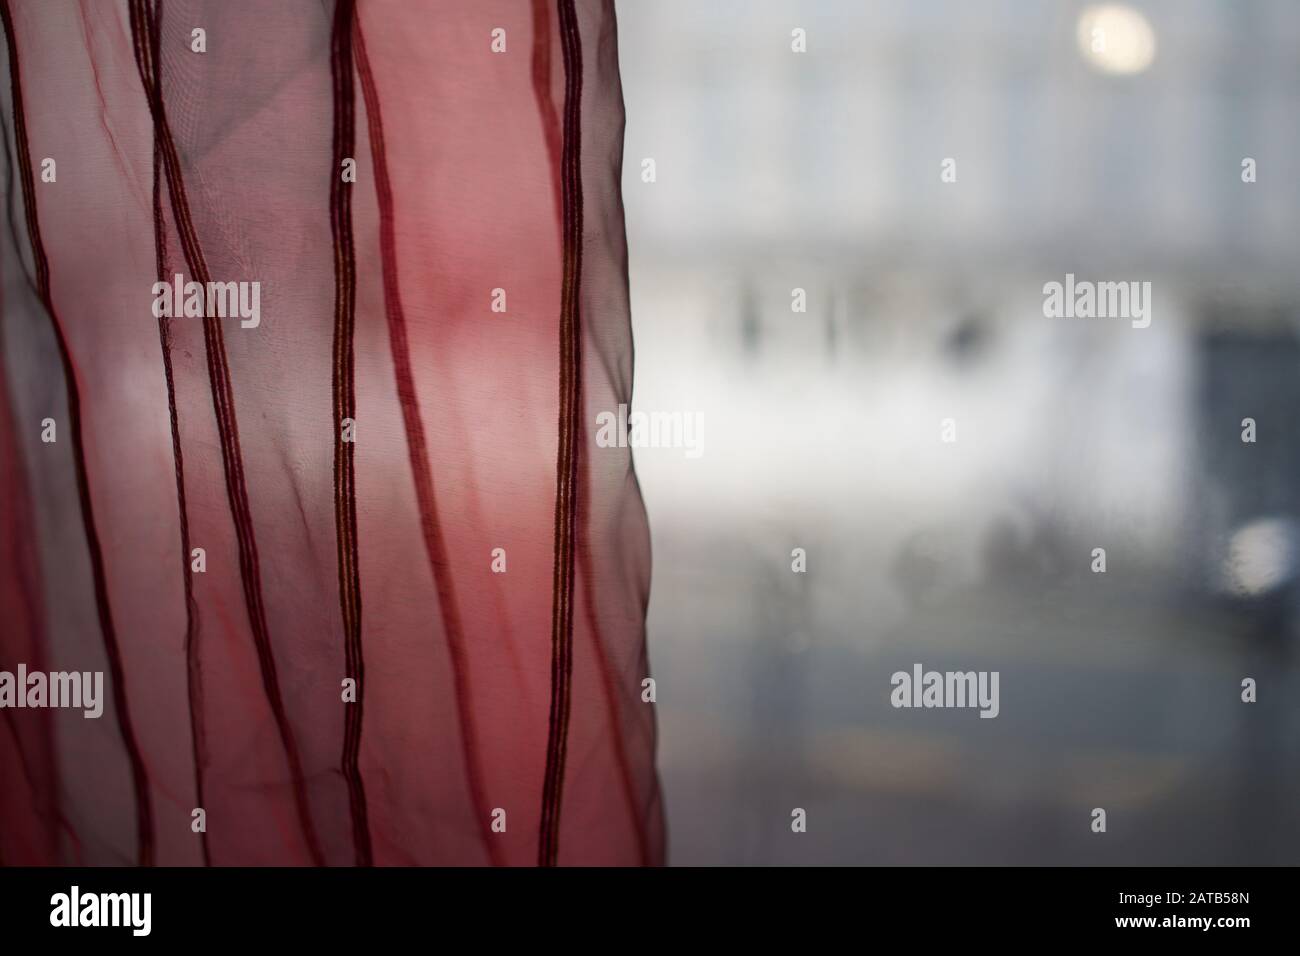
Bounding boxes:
[352,12,502,865]
[532,0,653,866]
[538,0,584,867]
[329,0,373,867]
[530,0,564,228]
[126,0,325,866]
[0,0,155,866]
[126,0,211,868]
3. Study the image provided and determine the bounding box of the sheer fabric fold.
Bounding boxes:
[0,0,662,867]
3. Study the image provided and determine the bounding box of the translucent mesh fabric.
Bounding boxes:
[0,0,662,867]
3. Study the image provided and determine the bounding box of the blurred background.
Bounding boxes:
[614,0,1300,864]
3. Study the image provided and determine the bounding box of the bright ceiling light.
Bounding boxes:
[1223,517,1296,598]
[1077,4,1157,76]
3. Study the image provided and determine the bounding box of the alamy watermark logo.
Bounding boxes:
[0,664,103,718]
[890,663,1000,718]
[595,403,704,459]
[152,273,261,328]
[50,886,151,937]
[1043,273,1151,328]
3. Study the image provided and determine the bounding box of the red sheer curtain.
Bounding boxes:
[0,0,662,867]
